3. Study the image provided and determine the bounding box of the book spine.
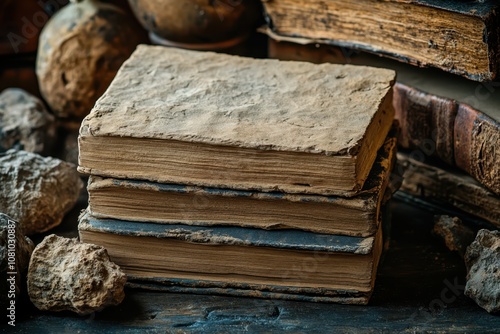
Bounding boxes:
[454,104,500,195]
[395,83,500,195]
[393,83,457,166]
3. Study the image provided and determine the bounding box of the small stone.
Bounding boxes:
[0,88,56,155]
[28,235,126,315]
[0,214,34,308]
[0,149,83,235]
[465,229,500,313]
[432,215,475,258]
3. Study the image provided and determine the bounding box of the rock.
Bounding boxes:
[28,235,126,315]
[465,229,500,313]
[0,214,35,308]
[432,215,475,258]
[0,88,56,155]
[0,149,83,235]
[36,0,145,119]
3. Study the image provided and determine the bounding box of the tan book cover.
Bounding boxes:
[79,45,395,196]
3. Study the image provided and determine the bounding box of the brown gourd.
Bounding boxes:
[127,0,261,45]
[36,0,145,119]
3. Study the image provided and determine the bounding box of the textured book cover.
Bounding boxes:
[78,45,395,196]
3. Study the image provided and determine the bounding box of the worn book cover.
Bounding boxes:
[78,45,395,196]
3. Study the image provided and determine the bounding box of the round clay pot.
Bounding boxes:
[127,0,261,44]
[36,0,146,119]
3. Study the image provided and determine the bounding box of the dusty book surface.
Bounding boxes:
[79,45,395,195]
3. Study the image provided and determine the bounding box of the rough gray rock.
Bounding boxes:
[28,235,126,315]
[432,215,475,258]
[0,88,56,155]
[0,213,34,308]
[0,149,83,235]
[465,229,500,313]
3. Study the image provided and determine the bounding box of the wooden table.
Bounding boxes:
[11,199,500,333]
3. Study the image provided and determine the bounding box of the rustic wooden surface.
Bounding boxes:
[8,197,500,332]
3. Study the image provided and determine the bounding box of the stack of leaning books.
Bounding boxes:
[78,45,398,304]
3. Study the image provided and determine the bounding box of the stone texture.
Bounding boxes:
[465,229,500,313]
[28,235,126,315]
[432,215,475,258]
[36,0,145,119]
[0,88,56,155]
[0,213,34,308]
[0,149,83,235]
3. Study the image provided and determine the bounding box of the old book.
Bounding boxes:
[262,0,500,81]
[86,131,396,237]
[78,211,384,304]
[78,45,396,196]
[397,152,500,228]
[266,35,500,195]
[394,84,499,195]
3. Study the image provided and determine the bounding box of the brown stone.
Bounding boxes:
[128,0,261,44]
[432,215,475,258]
[0,88,56,155]
[0,214,34,308]
[36,0,145,119]
[465,229,500,313]
[28,235,126,315]
[0,150,83,235]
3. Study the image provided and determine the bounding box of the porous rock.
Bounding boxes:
[0,149,83,235]
[465,229,500,313]
[36,0,145,119]
[0,214,34,307]
[0,88,56,155]
[28,235,126,315]
[432,215,475,258]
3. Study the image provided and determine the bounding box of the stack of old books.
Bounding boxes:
[261,0,500,228]
[78,45,398,304]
